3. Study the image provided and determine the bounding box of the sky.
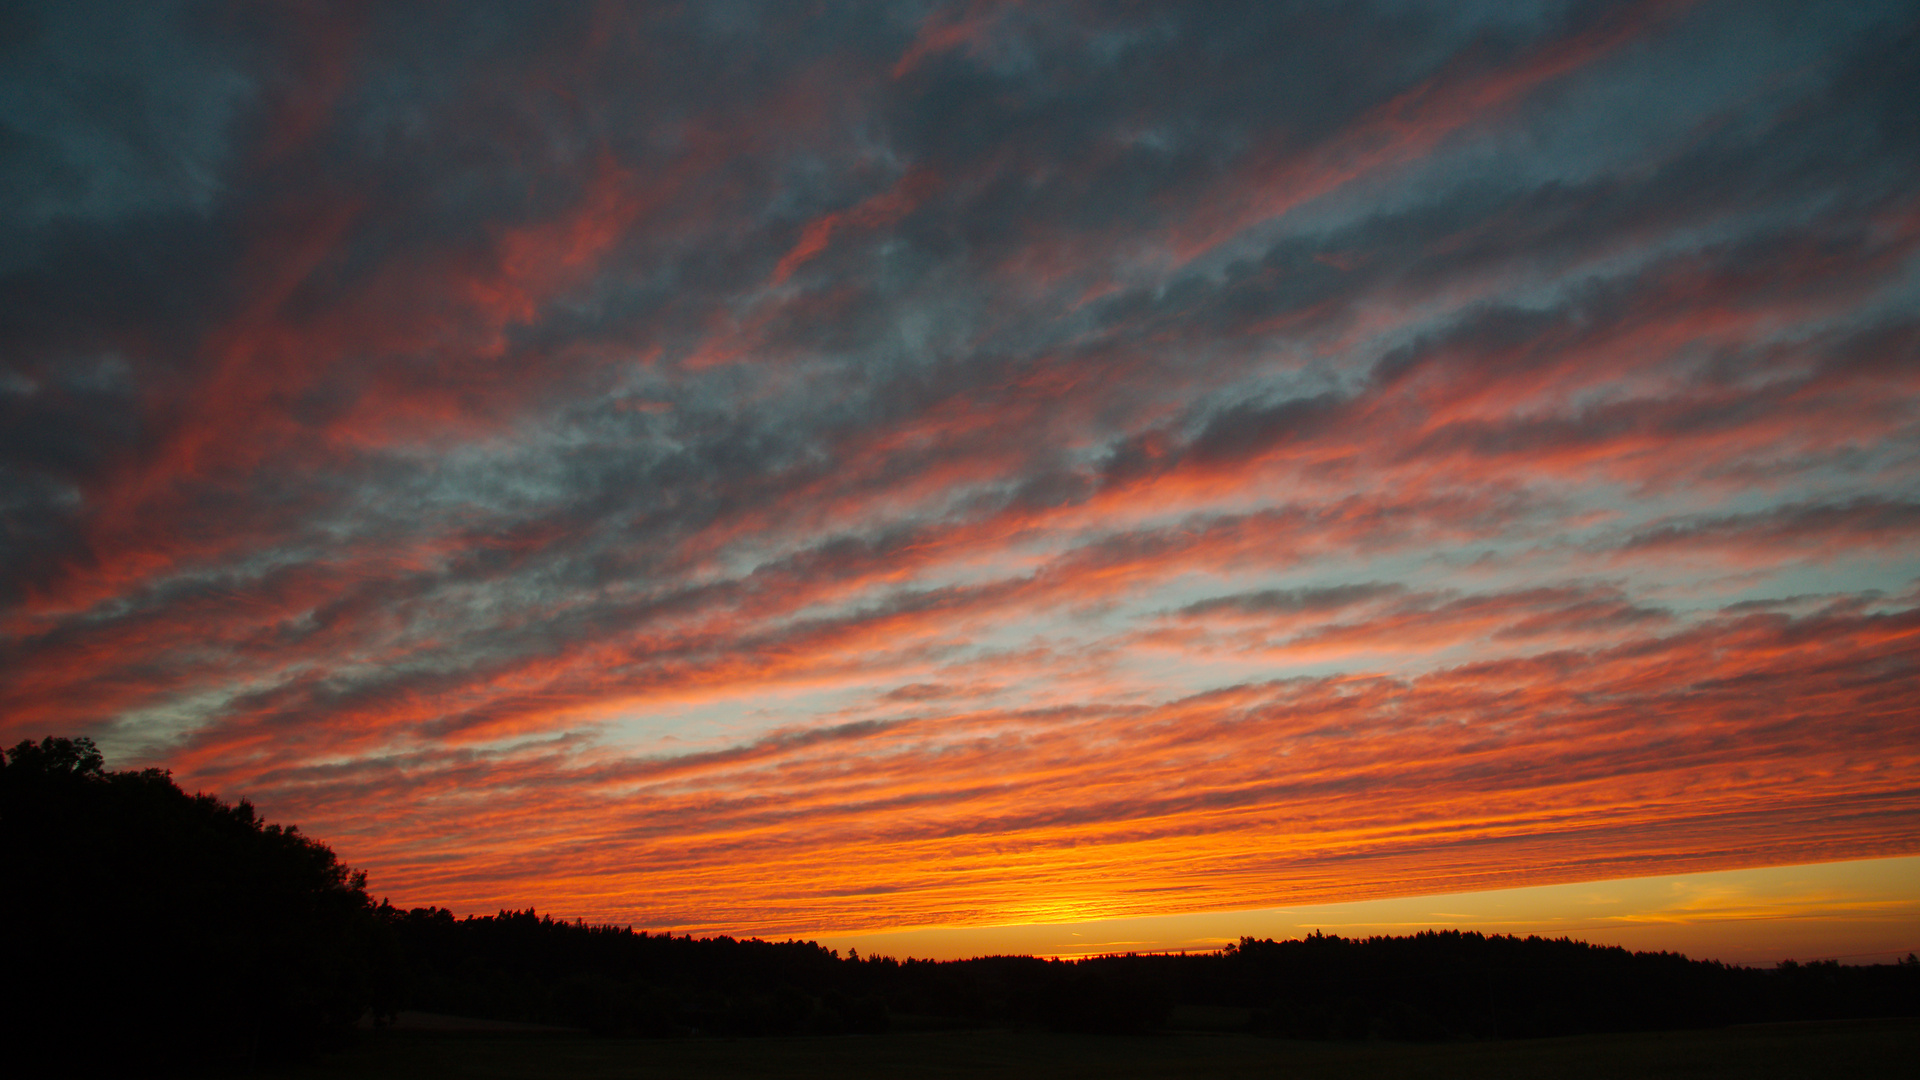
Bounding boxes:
[2,0,1917,959]
[818,855,1920,964]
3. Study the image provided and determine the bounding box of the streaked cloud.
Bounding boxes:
[2,0,1915,948]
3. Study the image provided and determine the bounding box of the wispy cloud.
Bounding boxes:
[2,0,1916,940]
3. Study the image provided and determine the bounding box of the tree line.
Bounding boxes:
[5,736,1915,1069]
[381,911,1920,1040]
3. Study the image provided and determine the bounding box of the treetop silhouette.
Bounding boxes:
[3,736,385,1069]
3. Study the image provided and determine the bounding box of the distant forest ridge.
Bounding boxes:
[385,905,1920,1040]
[5,736,1917,1067]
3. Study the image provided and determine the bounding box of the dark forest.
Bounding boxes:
[5,737,1915,1070]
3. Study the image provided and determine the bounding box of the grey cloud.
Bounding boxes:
[1178,582,1407,619]
[1622,498,1920,554]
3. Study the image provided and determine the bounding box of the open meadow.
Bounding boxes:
[260,1019,1918,1080]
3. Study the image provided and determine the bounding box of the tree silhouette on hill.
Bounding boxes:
[4,734,1915,1065]
[1,736,386,1069]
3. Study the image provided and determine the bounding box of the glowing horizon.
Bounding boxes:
[817,855,1920,966]
[2,2,1916,957]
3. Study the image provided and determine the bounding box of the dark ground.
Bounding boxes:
[255,1018,1918,1079]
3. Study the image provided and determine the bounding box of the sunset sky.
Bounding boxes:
[3,1,1917,961]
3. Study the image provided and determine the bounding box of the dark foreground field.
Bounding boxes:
[259,1019,1918,1079]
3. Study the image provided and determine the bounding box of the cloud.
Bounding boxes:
[2,0,1917,937]
[170,598,1920,935]
[1621,499,1920,559]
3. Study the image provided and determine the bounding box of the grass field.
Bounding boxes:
[261,1019,1919,1079]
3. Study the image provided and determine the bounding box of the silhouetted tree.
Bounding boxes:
[368,908,1920,1041]
[1,736,384,1070]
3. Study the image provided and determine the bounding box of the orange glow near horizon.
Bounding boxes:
[816,856,1920,966]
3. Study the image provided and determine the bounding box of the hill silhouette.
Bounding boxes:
[4,736,1915,1068]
